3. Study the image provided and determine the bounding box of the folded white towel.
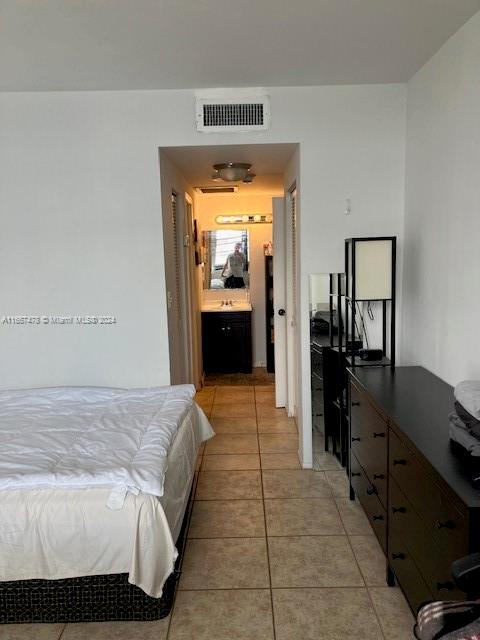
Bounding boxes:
[454,381,480,420]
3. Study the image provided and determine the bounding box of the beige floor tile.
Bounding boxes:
[205,433,259,454]
[214,385,255,394]
[214,390,255,405]
[350,535,387,586]
[254,392,276,406]
[209,417,257,434]
[257,418,297,434]
[312,450,342,470]
[369,587,416,639]
[180,538,269,589]
[61,619,170,640]
[195,388,216,400]
[272,588,383,640]
[202,454,260,471]
[0,625,64,640]
[211,403,256,419]
[268,536,364,587]
[260,453,301,469]
[188,499,265,538]
[256,405,288,419]
[262,470,331,498]
[169,589,274,640]
[325,469,350,497]
[259,434,298,453]
[335,497,373,535]
[196,470,262,499]
[254,385,275,392]
[265,498,345,536]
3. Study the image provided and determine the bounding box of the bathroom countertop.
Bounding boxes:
[201,302,253,312]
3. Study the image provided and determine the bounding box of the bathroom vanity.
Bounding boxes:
[201,304,252,374]
[200,228,252,374]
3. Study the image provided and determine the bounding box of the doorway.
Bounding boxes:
[159,143,299,412]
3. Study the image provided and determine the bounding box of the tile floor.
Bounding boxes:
[1,384,415,640]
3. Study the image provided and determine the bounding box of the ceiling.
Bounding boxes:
[163,143,297,195]
[1,1,479,92]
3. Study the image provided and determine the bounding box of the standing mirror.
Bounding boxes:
[202,229,249,289]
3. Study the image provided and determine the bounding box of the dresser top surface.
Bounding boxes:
[349,366,480,509]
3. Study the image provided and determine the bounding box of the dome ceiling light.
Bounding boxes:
[211,162,256,184]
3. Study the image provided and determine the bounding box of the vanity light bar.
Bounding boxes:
[216,214,273,225]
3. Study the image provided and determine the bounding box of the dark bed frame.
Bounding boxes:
[0,486,194,624]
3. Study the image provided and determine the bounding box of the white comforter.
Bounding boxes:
[0,385,214,597]
[0,385,195,499]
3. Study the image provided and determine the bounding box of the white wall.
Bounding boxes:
[195,193,274,367]
[402,10,480,386]
[0,84,406,466]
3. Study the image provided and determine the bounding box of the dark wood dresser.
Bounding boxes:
[202,311,252,374]
[348,366,480,614]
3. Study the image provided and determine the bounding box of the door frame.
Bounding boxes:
[285,184,298,418]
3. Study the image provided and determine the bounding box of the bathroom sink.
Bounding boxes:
[201,302,252,312]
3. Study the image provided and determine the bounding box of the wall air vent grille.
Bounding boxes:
[195,94,270,132]
[203,103,264,128]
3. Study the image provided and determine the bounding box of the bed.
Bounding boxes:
[0,385,214,623]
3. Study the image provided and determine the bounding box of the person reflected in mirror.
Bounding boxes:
[222,242,246,288]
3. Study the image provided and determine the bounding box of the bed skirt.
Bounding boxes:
[0,570,179,624]
[0,487,192,624]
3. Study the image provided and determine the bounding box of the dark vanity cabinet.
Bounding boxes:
[202,311,252,374]
[348,366,480,614]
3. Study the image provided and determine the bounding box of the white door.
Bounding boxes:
[285,187,298,417]
[273,197,287,408]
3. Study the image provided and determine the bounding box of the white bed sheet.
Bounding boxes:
[0,403,214,598]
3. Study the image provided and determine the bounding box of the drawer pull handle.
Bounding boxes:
[393,459,407,466]
[351,472,361,477]
[352,401,360,406]
[373,432,386,438]
[352,437,361,442]
[437,520,455,530]
[315,413,323,417]
[373,515,384,521]
[373,474,385,480]
[437,581,455,591]
[367,485,378,495]
[392,506,406,514]
[392,552,405,561]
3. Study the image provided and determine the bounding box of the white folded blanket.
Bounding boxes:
[0,385,195,498]
[454,381,480,421]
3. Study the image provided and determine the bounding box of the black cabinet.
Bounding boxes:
[265,256,274,373]
[348,366,480,614]
[202,311,252,374]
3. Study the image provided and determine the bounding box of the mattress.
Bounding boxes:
[0,396,214,598]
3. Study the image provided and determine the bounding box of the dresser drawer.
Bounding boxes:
[350,454,387,552]
[350,384,388,507]
[389,429,467,556]
[388,532,433,614]
[389,476,464,602]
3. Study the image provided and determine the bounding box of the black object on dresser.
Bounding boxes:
[202,311,252,374]
[348,366,480,615]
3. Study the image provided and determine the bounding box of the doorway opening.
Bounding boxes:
[159,142,299,414]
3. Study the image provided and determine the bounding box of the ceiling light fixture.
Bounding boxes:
[211,162,256,184]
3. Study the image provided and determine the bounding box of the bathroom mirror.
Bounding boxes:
[202,229,249,289]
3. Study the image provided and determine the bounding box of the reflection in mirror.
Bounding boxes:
[203,229,249,290]
[309,273,343,347]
